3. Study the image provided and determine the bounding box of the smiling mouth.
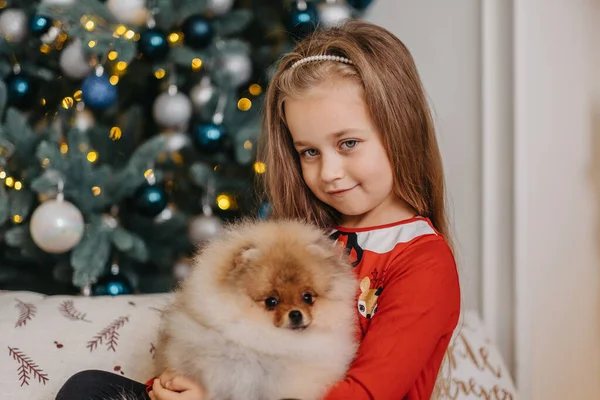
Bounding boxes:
[327,185,357,196]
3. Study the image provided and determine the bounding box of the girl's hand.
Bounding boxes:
[149,370,206,400]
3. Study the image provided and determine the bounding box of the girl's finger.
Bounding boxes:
[152,378,179,400]
[166,375,199,392]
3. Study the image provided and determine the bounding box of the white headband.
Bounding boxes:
[290,55,353,69]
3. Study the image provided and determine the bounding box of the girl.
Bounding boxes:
[56,19,460,400]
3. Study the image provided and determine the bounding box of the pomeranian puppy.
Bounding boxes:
[153,219,358,400]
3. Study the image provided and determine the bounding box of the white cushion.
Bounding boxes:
[0,290,517,399]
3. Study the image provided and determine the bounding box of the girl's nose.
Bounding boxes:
[320,154,344,183]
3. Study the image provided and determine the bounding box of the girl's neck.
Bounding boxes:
[339,196,416,229]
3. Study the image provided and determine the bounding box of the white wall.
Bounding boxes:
[513,0,600,398]
[366,0,483,317]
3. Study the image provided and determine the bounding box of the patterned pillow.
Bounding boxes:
[0,290,517,399]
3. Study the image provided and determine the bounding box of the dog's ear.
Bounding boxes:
[306,237,348,265]
[234,245,261,269]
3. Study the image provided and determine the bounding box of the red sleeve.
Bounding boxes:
[323,236,461,400]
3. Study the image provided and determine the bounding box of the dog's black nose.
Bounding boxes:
[288,310,303,325]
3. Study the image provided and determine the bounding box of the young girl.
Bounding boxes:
[56,19,460,400]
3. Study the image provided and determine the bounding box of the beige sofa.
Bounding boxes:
[0,290,517,399]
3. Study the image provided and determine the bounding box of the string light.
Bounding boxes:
[237,98,252,111]
[254,162,266,174]
[109,75,119,85]
[88,40,97,48]
[217,194,231,210]
[191,58,202,71]
[91,186,101,196]
[61,97,74,109]
[0,171,6,179]
[60,143,68,154]
[243,140,253,150]
[110,126,122,140]
[108,51,118,60]
[14,181,22,190]
[249,84,262,96]
[87,151,98,163]
[12,215,22,224]
[154,68,166,79]
[5,177,14,187]
[115,25,127,36]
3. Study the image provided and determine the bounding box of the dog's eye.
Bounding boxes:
[302,293,314,305]
[264,297,279,308]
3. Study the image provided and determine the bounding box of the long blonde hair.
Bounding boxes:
[258,19,450,243]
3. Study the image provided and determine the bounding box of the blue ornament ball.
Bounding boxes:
[258,202,271,220]
[5,73,37,110]
[192,122,225,152]
[133,183,168,217]
[182,15,214,49]
[138,28,170,61]
[287,3,318,38]
[92,273,133,296]
[81,75,118,109]
[29,15,52,37]
[346,0,374,10]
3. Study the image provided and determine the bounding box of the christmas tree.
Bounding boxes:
[0,0,372,296]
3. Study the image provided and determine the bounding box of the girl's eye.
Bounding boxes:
[341,140,358,150]
[265,297,279,308]
[300,149,319,158]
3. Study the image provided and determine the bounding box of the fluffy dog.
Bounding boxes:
[153,219,358,400]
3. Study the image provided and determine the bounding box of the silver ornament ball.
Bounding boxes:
[107,0,148,25]
[220,53,252,88]
[318,3,352,28]
[153,91,193,130]
[41,0,76,5]
[188,214,222,245]
[60,40,93,80]
[73,108,95,132]
[173,258,192,281]
[207,0,235,16]
[0,9,28,43]
[30,199,85,254]
[189,79,215,111]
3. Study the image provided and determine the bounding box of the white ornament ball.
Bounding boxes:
[107,0,148,26]
[73,108,95,132]
[60,40,93,80]
[189,79,215,111]
[41,0,76,5]
[318,3,352,28]
[220,53,252,88]
[30,199,85,254]
[153,91,193,130]
[0,9,28,43]
[173,258,192,281]
[163,131,192,153]
[207,0,235,16]
[188,214,222,245]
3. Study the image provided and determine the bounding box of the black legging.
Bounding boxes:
[55,369,151,400]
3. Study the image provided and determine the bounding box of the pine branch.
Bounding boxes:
[86,316,129,352]
[8,346,49,387]
[14,299,37,328]
[58,300,91,322]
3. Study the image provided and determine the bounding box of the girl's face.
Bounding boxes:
[284,77,413,228]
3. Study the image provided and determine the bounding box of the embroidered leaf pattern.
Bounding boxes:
[58,300,91,322]
[8,347,49,386]
[86,316,129,352]
[14,299,36,328]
